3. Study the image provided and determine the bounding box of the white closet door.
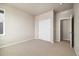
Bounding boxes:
[38,19,50,41]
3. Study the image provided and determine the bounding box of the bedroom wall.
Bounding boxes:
[35,9,54,43]
[56,9,73,42]
[73,3,79,56]
[0,4,34,47]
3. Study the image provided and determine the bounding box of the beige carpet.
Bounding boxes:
[0,39,76,56]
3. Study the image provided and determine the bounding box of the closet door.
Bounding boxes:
[38,18,50,41]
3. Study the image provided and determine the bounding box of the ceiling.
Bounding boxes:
[8,3,73,16]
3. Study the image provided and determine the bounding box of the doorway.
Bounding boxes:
[60,19,70,42]
[60,17,74,48]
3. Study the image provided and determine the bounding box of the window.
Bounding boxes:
[0,9,5,35]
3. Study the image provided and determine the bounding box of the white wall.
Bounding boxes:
[0,4,34,47]
[35,9,54,43]
[56,9,73,42]
[73,4,79,56]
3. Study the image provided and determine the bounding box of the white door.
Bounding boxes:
[38,19,50,41]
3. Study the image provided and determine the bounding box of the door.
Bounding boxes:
[60,17,73,48]
[70,16,74,48]
[38,19,50,41]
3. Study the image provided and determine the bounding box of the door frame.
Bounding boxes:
[59,15,73,47]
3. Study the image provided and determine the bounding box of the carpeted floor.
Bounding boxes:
[0,39,76,56]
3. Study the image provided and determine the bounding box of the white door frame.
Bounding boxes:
[59,15,72,47]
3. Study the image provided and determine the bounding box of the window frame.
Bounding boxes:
[0,8,5,36]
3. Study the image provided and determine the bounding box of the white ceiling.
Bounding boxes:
[8,3,73,16]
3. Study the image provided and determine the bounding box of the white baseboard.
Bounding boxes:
[0,39,33,48]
